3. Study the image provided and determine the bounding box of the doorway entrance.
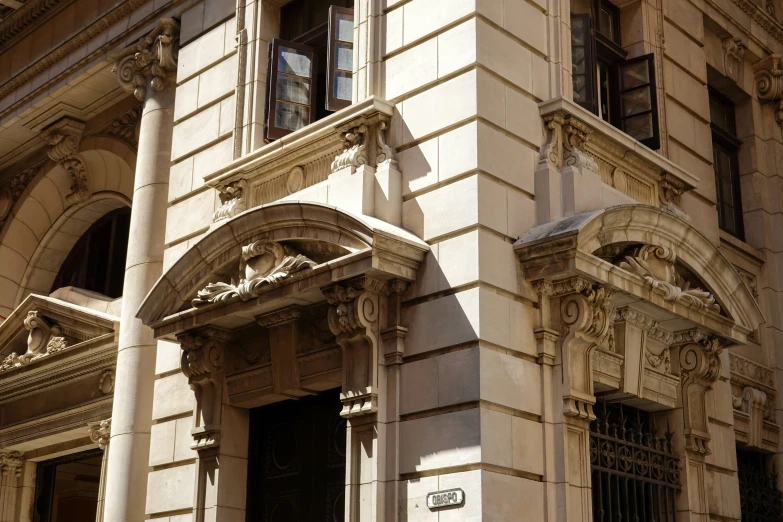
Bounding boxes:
[32,448,103,522]
[246,389,346,522]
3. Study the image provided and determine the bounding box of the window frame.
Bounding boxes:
[709,89,744,240]
[265,38,319,141]
[616,54,660,150]
[571,13,598,115]
[326,5,354,112]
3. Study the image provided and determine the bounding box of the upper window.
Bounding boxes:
[709,90,744,239]
[265,0,355,141]
[51,207,131,298]
[571,0,661,150]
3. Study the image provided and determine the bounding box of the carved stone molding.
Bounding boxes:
[722,36,745,83]
[193,241,316,306]
[754,54,783,124]
[617,244,720,312]
[675,330,724,455]
[113,18,180,101]
[540,113,598,172]
[212,179,247,223]
[178,327,231,451]
[322,276,396,418]
[88,418,112,450]
[730,352,775,389]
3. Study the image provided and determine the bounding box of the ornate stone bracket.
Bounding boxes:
[540,113,598,172]
[658,173,690,221]
[0,311,69,372]
[212,179,247,223]
[331,116,395,173]
[192,241,316,306]
[178,327,231,451]
[538,277,614,420]
[42,117,90,206]
[674,329,723,455]
[322,276,402,418]
[88,418,112,451]
[722,36,745,83]
[113,18,180,101]
[754,54,783,124]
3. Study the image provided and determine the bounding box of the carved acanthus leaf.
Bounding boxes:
[331,124,368,171]
[0,316,71,373]
[659,174,690,221]
[62,157,90,205]
[617,244,720,313]
[0,166,37,230]
[0,451,23,476]
[192,241,316,306]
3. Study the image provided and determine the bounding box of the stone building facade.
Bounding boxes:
[0,0,782,520]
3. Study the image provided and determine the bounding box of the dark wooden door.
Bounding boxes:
[247,389,346,522]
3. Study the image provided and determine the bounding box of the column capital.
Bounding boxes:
[113,18,180,102]
[753,54,783,123]
[0,451,23,477]
[88,418,112,451]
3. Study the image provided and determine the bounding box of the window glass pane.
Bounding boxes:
[622,113,654,140]
[335,42,353,71]
[621,61,649,90]
[275,101,310,131]
[334,71,352,101]
[598,8,614,40]
[336,12,353,42]
[621,87,651,117]
[276,74,311,104]
[278,46,312,77]
[710,97,731,133]
[571,17,587,102]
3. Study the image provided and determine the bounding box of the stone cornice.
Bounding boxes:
[0,0,66,48]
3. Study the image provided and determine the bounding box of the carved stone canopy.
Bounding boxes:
[515,205,763,345]
[137,202,429,337]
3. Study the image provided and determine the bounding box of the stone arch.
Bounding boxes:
[138,201,428,325]
[515,204,764,336]
[0,149,134,316]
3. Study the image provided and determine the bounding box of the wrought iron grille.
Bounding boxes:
[738,450,783,522]
[590,402,681,522]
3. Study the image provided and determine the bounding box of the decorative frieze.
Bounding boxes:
[617,245,720,312]
[754,54,783,124]
[113,18,180,101]
[192,241,316,306]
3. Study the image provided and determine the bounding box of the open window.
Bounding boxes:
[265,0,355,141]
[570,0,661,150]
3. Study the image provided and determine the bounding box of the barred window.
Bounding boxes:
[737,449,783,522]
[590,401,680,522]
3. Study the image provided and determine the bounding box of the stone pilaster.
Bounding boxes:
[102,17,179,522]
[321,275,406,522]
[88,419,111,522]
[0,452,23,522]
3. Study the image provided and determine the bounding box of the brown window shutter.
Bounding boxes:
[326,6,354,112]
[571,13,598,115]
[265,38,318,141]
[616,53,660,150]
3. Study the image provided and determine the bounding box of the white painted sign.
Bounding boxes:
[426,488,465,510]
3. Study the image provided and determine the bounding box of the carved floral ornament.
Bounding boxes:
[0,311,69,373]
[88,418,112,451]
[113,18,180,102]
[192,241,317,306]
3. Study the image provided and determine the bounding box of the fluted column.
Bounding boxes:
[0,452,23,522]
[102,18,179,522]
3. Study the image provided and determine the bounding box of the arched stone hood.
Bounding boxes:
[514,205,763,345]
[137,202,429,336]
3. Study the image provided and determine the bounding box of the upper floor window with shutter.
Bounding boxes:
[709,89,744,239]
[570,0,661,150]
[265,0,355,141]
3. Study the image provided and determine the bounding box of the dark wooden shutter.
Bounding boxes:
[265,38,317,140]
[326,6,354,111]
[617,53,660,150]
[571,13,597,115]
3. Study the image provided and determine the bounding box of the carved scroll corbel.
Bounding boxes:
[551,277,614,420]
[674,329,724,455]
[178,327,231,451]
[42,117,90,206]
[539,114,565,169]
[659,173,691,221]
[322,276,391,418]
[331,124,369,172]
[562,118,598,172]
[754,54,783,124]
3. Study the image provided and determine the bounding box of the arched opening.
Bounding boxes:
[51,207,131,298]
